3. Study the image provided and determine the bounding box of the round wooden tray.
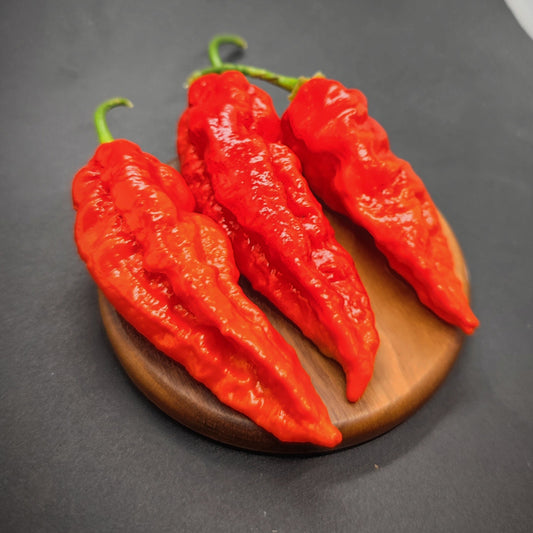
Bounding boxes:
[98,195,469,454]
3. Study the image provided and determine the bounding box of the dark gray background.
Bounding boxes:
[2,0,532,531]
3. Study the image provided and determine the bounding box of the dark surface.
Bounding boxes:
[1,0,532,531]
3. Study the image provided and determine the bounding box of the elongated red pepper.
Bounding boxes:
[281,77,478,334]
[178,65,379,402]
[192,36,479,334]
[73,97,341,447]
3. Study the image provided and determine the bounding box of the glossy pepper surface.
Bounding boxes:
[280,78,479,334]
[72,98,342,447]
[178,71,379,402]
[192,37,479,335]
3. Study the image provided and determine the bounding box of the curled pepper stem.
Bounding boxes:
[187,34,319,98]
[94,97,134,144]
[208,34,248,68]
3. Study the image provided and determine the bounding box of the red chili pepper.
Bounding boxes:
[192,36,479,334]
[178,42,379,403]
[281,77,479,334]
[72,97,342,447]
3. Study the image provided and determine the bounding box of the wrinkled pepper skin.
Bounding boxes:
[72,137,342,447]
[177,71,379,402]
[281,77,479,334]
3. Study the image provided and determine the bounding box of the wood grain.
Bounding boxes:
[98,187,470,453]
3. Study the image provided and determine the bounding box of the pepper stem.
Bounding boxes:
[187,35,317,98]
[94,97,134,144]
[208,34,248,68]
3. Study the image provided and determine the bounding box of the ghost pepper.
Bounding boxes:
[281,77,479,334]
[178,64,379,402]
[72,97,342,447]
[192,35,479,334]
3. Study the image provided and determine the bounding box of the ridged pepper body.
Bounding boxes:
[281,77,479,334]
[72,139,341,447]
[177,71,379,402]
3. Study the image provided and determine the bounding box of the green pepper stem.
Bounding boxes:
[187,63,306,92]
[94,97,134,144]
[208,34,248,68]
[187,34,313,97]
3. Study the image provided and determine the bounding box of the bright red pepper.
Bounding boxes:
[193,36,479,334]
[281,77,479,334]
[73,97,342,447]
[178,69,379,402]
